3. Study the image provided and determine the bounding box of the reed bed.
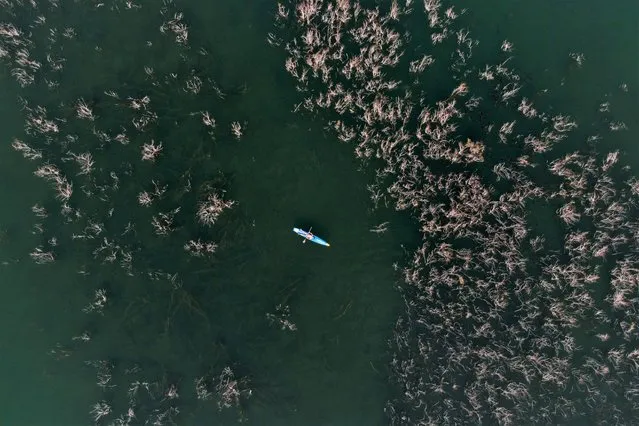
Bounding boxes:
[1,0,636,423]
[273,0,637,424]
[1,0,252,423]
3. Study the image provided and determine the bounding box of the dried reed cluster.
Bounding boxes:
[1,0,240,275]
[275,0,637,424]
[195,366,252,413]
[1,0,250,423]
[197,193,236,227]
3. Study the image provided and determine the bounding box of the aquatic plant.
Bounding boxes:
[266,304,297,331]
[90,401,112,422]
[274,0,638,424]
[215,366,252,410]
[1,0,249,423]
[2,0,240,279]
[197,193,236,227]
[1,0,635,424]
[193,365,252,421]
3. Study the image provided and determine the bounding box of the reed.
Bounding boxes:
[273,0,639,423]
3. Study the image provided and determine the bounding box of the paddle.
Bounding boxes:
[302,227,312,244]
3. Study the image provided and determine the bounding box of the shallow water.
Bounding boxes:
[0,0,637,425]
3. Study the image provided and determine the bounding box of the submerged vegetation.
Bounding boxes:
[1,0,252,423]
[273,0,637,424]
[0,0,637,424]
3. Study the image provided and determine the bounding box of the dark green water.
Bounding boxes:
[0,0,636,425]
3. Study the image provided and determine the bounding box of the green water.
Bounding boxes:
[0,0,637,425]
[1,1,415,424]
